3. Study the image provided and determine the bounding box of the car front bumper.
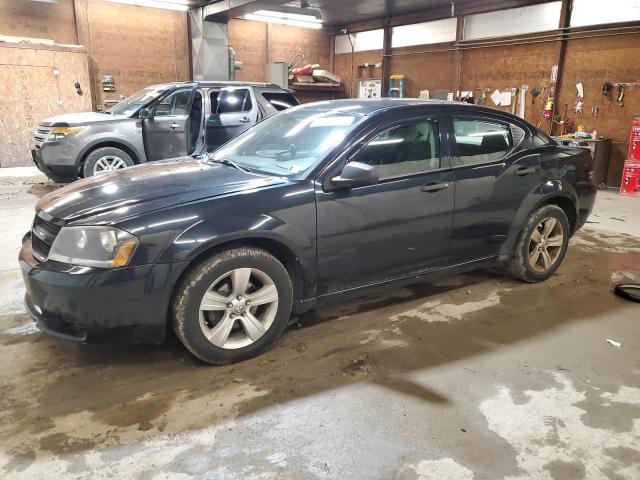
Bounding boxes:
[20,237,188,343]
[32,146,79,183]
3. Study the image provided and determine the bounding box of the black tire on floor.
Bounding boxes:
[171,246,293,365]
[82,147,135,177]
[508,204,571,283]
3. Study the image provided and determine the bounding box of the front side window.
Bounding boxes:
[210,108,363,177]
[154,89,192,116]
[352,121,440,179]
[453,119,512,166]
[218,88,252,113]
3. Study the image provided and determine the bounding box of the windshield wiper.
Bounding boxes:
[208,156,252,173]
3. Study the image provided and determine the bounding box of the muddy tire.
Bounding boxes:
[172,246,293,365]
[82,147,135,177]
[508,204,570,283]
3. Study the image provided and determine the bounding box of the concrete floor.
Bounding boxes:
[1,167,639,480]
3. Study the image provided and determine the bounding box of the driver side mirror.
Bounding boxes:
[328,162,379,191]
[139,107,152,120]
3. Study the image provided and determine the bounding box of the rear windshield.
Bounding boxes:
[262,92,299,111]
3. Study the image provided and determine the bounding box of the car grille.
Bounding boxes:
[31,216,61,262]
[33,126,51,144]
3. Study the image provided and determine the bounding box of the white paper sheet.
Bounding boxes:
[491,89,502,106]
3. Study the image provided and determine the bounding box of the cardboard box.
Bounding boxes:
[620,158,640,196]
[312,70,341,84]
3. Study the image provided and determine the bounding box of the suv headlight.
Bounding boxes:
[48,226,138,268]
[48,126,86,141]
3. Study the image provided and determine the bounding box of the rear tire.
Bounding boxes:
[172,247,293,365]
[82,147,134,177]
[508,204,570,283]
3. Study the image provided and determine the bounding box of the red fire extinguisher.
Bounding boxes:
[543,97,554,119]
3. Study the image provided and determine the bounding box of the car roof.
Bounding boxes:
[295,98,517,118]
[149,81,286,89]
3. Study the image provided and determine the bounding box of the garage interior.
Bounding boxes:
[1,0,640,478]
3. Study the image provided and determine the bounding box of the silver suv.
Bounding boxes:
[32,81,298,183]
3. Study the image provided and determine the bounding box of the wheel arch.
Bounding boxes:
[169,235,306,321]
[499,187,579,259]
[77,140,141,177]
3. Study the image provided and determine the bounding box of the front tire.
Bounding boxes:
[172,247,293,365]
[82,147,134,177]
[508,204,570,283]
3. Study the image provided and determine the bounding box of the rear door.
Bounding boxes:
[447,113,540,263]
[143,83,197,161]
[206,87,258,151]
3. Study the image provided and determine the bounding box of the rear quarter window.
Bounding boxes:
[262,92,299,111]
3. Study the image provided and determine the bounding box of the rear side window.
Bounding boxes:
[217,88,252,113]
[262,92,299,111]
[453,119,512,166]
[352,120,440,180]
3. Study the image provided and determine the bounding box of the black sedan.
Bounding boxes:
[20,99,596,364]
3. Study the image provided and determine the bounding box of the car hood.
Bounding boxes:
[36,158,288,224]
[39,112,130,127]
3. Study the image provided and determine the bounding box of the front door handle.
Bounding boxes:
[170,123,181,129]
[421,182,449,193]
[239,116,251,123]
[515,166,537,176]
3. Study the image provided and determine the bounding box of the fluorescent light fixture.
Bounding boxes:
[244,10,322,29]
[102,0,190,11]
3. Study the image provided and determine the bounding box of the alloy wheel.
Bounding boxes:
[199,268,279,349]
[93,155,127,174]
[528,217,564,273]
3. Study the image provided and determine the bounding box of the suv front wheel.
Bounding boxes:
[83,146,135,177]
[172,246,293,364]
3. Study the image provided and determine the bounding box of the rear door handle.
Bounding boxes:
[421,182,449,193]
[170,123,181,129]
[239,116,251,123]
[515,166,537,176]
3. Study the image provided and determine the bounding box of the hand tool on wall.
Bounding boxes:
[530,85,541,104]
[617,84,625,107]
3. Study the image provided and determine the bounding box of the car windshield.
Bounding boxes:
[106,86,169,116]
[209,108,363,178]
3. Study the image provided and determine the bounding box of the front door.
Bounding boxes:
[315,116,454,296]
[206,87,258,152]
[143,84,196,161]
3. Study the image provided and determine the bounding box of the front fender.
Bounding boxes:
[165,214,308,262]
[75,129,146,166]
[498,178,578,258]
[157,213,316,304]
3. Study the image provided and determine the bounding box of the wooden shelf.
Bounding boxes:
[289,82,342,92]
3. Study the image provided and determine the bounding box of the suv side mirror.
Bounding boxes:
[329,162,379,190]
[139,107,152,119]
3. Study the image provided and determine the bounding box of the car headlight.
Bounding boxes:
[48,226,138,268]
[48,126,86,141]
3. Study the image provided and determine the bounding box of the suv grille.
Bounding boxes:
[32,216,61,262]
[33,127,51,143]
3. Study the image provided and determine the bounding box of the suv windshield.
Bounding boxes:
[106,86,169,116]
[210,108,363,177]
